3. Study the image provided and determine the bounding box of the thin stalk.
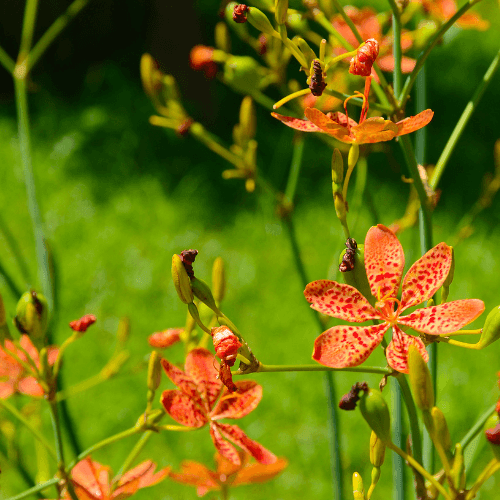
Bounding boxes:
[460,403,497,449]
[399,0,484,108]
[19,0,39,59]
[27,0,91,72]
[284,133,305,202]
[325,371,342,500]
[465,458,500,500]
[115,431,153,477]
[56,372,106,401]
[4,478,60,500]
[255,363,392,374]
[391,379,404,500]
[415,65,427,166]
[0,398,57,462]
[0,44,15,74]
[430,46,500,191]
[390,6,402,101]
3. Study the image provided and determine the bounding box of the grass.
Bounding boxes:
[0,61,499,500]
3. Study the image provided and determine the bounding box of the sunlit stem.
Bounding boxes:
[465,458,500,500]
[278,24,309,69]
[56,371,106,401]
[387,443,452,500]
[0,44,15,74]
[439,338,481,350]
[4,478,60,500]
[325,47,359,72]
[460,403,497,449]
[158,425,198,432]
[149,115,182,129]
[273,88,311,110]
[245,363,391,375]
[342,144,360,204]
[437,329,482,337]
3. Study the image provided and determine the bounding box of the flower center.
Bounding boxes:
[374,287,402,325]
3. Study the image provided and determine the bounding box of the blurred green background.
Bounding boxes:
[1,1,500,499]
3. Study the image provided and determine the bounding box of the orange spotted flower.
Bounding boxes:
[161,347,276,466]
[169,450,287,497]
[272,77,433,145]
[304,224,484,373]
[50,456,169,500]
[416,0,489,30]
[0,335,58,399]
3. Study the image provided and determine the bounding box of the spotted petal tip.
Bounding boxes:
[271,112,323,132]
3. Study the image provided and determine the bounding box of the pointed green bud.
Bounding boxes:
[247,7,276,36]
[212,257,226,303]
[147,351,162,392]
[191,277,221,315]
[0,292,12,342]
[431,406,452,452]
[224,55,263,94]
[359,388,391,444]
[443,247,455,287]
[352,472,365,500]
[274,0,288,25]
[331,148,344,187]
[117,316,130,345]
[484,412,500,460]
[296,37,316,69]
[215,22,231,52]
[477,305,500,349]
[172,254,194,304]
[348,144,360,170]
[15,291,49,348]
[450,443,465,490]
[369,431,386,467]
[334,192,347,220]
[239,96,256,140]
[408,345,434,411]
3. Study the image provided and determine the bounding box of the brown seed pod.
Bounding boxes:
[309,60,327,96]
[179,249,198,278]
[349,38,379,77]
[338,381,368,410]
[233,4,249,23]
[339,237,357,272]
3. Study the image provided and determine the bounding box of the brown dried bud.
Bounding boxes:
[309,60,327,97]
[233,4,249,23]
[179,249,198,278]
[212,326,242,366]
[339,381,368,410]
[219,360,237,392]
[349,39,379,77]
[339,238,357,272]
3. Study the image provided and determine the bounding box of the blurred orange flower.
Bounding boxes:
[416,0,489,30]
[148,328,183,348]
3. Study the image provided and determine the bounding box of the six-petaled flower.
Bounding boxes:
[161,347,276,466]
[304,224,485,373]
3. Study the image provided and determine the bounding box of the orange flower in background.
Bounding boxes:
[148,328,183,348]
[190,45,218,79]
[169,450,288,497]
[416,0,489,30]
[331,6,416,74]
[0,335,58,399]
[50,457,169,500]
[273,77,433,145]
[69,314,96,333]
[304,224,484,373]
[161,347,276,466]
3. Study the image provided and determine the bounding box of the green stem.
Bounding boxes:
[325,371,342,500]
[56,371,106,401]
[284,133,305,202]
[0,398,57,462]
[460,403,497,449]
[13,74,54,313]
[391,8,402,99]
[399,0,484,108]
[27,0,91,72]
[429,46,500,191]
[465,458,500,500]
[254,363,392,374]
[4,478,60,500]
[116,431,154,478]
[19,0,39,60]
[0,44,15,74]
[391,379,404,500]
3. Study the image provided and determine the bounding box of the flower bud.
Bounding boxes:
[172,254,194,304]
[246,7,276,36]
[274,0,288,25]
[117,316,130,345]
[484,412,500,460]
[349,39,379,77]
[239,96,256,140]
[359,388,391,444]
[352,472,365,500]
[431,406,452,452]
[224,55,264,94]
[215,22,231,52]
[408,345,434,411]
[348,143,360,170]
[140,53,161,100]
[212,257,226,303]
[334,192,347,220]
[370,431,386,467]
[331,148,344,187]
[450,443,465,491]
[189,45,218,79]
[211,326,242,366]
[15,291,49,348]
[191,277,221,315]
[147,351,162,392]
[477,305,500,349]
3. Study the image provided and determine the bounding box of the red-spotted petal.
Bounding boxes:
[211,380,262,420]
[386,327,428,373]
[396,110,434,136]
[160,389,208,427]
[216,423,277,465]
[398,299,485,335]
[185,348,222,409]
[71,457,111,500]
[352,118,398,144]
[400,242,452,310]
[312,323,389,368]
[305,108,345,131]
[364,224,405,299]
[161,358,201,405]
[304,280,378,321]
[113,461,169,499]
[271,112,324,132]
[210,423,242,466]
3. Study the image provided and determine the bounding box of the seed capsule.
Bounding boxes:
[408,345,434,411]
[308,60,327,96]
[359,388,391,444]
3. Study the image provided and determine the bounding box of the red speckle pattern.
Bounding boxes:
[398,299,485,335]
[385,327,428,373]
[271,112,325,132]
[396,110,434,136]
[212,381,262,420]
[364,225,404,299]
[312,323,389,368]
[304,280,378,322]
[160,390,207,428]
[400,242,452,310]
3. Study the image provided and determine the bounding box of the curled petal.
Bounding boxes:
[160,389,207,428]
[386,328,428,373]
[396,110,434,136]
[216,422,277,464]
[398,299,485,335]
[305,107,345,131]
[210,424,242,466]
[400,242,452,310]
[364,224,405,299]
[312,323,389,368]
[304,280,378,322]
[185,348,222,409]
[271,113,324,132]
[211,380,262,420]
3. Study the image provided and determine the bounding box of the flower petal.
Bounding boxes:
[185,348,223,409]
[398,299,485,335]
[305,107,345,131]
[161,358,201,405]
[271,112,324,132]
[352,118,398,144]
[168,460,219,495]
[17,376,44,397]
[364,224,405,299]
[386,327,428,373]
[232,457,288,487]
[304,280,378,322]
[113,461,169,499]
[211,380,262,420]
[210,423,242,466]
[71,457,111,500]
[215,423,277,464]
[312,323,389,368]
[400,242,452,310]
[396,110,434,136]
[160,389,207,427]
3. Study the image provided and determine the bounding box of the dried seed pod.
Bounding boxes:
[339,238,357,272]
[179,249,198,278]
[233,4,249,23]
[309,60,327,96]
[349,38,379,77]
[338,381,368,410]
